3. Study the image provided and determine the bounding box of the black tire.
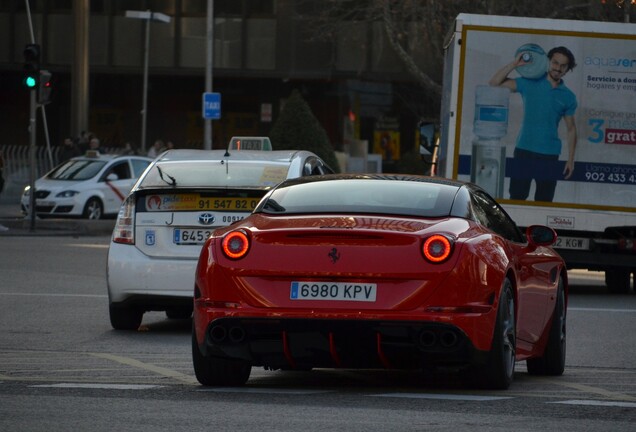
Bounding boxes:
[166,307,192,320]
[605,270,631,294]
[83,197,103,220]
[527,277,566,376]
[109,303,143,330]
[468,279,516,390]
[192,326,251,386]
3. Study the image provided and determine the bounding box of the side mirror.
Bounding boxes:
[526,225,557,246]
[106,173,119,181]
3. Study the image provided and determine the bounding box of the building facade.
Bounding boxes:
[0,0,436,167]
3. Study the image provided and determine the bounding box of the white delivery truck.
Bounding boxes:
[438,13,636,292]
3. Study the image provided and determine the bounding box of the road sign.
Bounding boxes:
[202,92,221,120]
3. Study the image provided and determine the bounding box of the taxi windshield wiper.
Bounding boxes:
[156,166,177,187]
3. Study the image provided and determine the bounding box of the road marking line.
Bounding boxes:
[370,393,512,401]
[0,292,107,298]
[536,378,636,402]
[548,399,636,408]
[67,244,110,249]
[30,383,161,390]
[569,307,636,313]
[88,353,198,385]
[198,388,331,395]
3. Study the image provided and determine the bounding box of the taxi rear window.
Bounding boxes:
[139,160,290,188]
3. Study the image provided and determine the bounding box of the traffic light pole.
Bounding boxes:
[23,0,43,231]
[28,90,37,231]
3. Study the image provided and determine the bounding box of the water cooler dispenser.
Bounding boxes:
[471,85,510,198]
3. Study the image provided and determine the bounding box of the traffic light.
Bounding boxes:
[38,70,53,104]
[23,44,41,89]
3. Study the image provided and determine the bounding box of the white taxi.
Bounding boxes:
[106,142,334,330]
[21,151,152,220]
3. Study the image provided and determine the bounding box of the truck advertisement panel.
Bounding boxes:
[453,23,636,212]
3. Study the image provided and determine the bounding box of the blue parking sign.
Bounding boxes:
[202,92,221,119]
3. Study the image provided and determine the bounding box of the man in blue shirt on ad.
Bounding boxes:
[490,46,578,202]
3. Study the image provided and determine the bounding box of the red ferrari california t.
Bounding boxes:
[192,174,567,389]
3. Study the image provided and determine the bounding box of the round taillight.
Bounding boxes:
[423,235,452,263]
[222,231,250,259]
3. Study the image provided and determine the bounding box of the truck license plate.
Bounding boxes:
[554,236,590,250]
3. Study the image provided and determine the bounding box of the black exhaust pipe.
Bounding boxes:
[209,325,227,344]
[418,330,437,348]
[228,326,246,344]
[440,330,458,348]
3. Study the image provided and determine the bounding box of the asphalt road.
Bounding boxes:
[0,235,635,431]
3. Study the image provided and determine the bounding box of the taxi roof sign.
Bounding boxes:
[228,136,272,151]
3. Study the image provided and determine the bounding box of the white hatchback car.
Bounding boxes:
[107,147,334,330]
[21,152,153,219]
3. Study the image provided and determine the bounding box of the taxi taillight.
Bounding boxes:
[221,230,250,259]
[422,235,453,264]
[112,196,136,244]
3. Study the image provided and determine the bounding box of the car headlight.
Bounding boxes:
[56,190,79,198]
[22,186,31,196]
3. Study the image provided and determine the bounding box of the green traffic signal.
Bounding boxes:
[23,43,41,90]
[24,75,37,88]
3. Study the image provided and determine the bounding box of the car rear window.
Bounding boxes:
[257,178,458,218]
[138,160,291,188]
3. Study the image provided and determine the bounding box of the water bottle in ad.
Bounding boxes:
[515,43,548,79]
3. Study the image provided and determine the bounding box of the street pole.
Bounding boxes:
[24,0,37,231]
[141,10,151,153]
[204,0,214,150]
[125,10,171,153]
[28,90,37,231]
[72,0,89,140]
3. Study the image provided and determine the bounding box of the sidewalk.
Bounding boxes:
[0,201,115,236]
[0,201,23,219]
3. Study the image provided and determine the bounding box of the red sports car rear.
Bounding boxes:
[192,175,567,389]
